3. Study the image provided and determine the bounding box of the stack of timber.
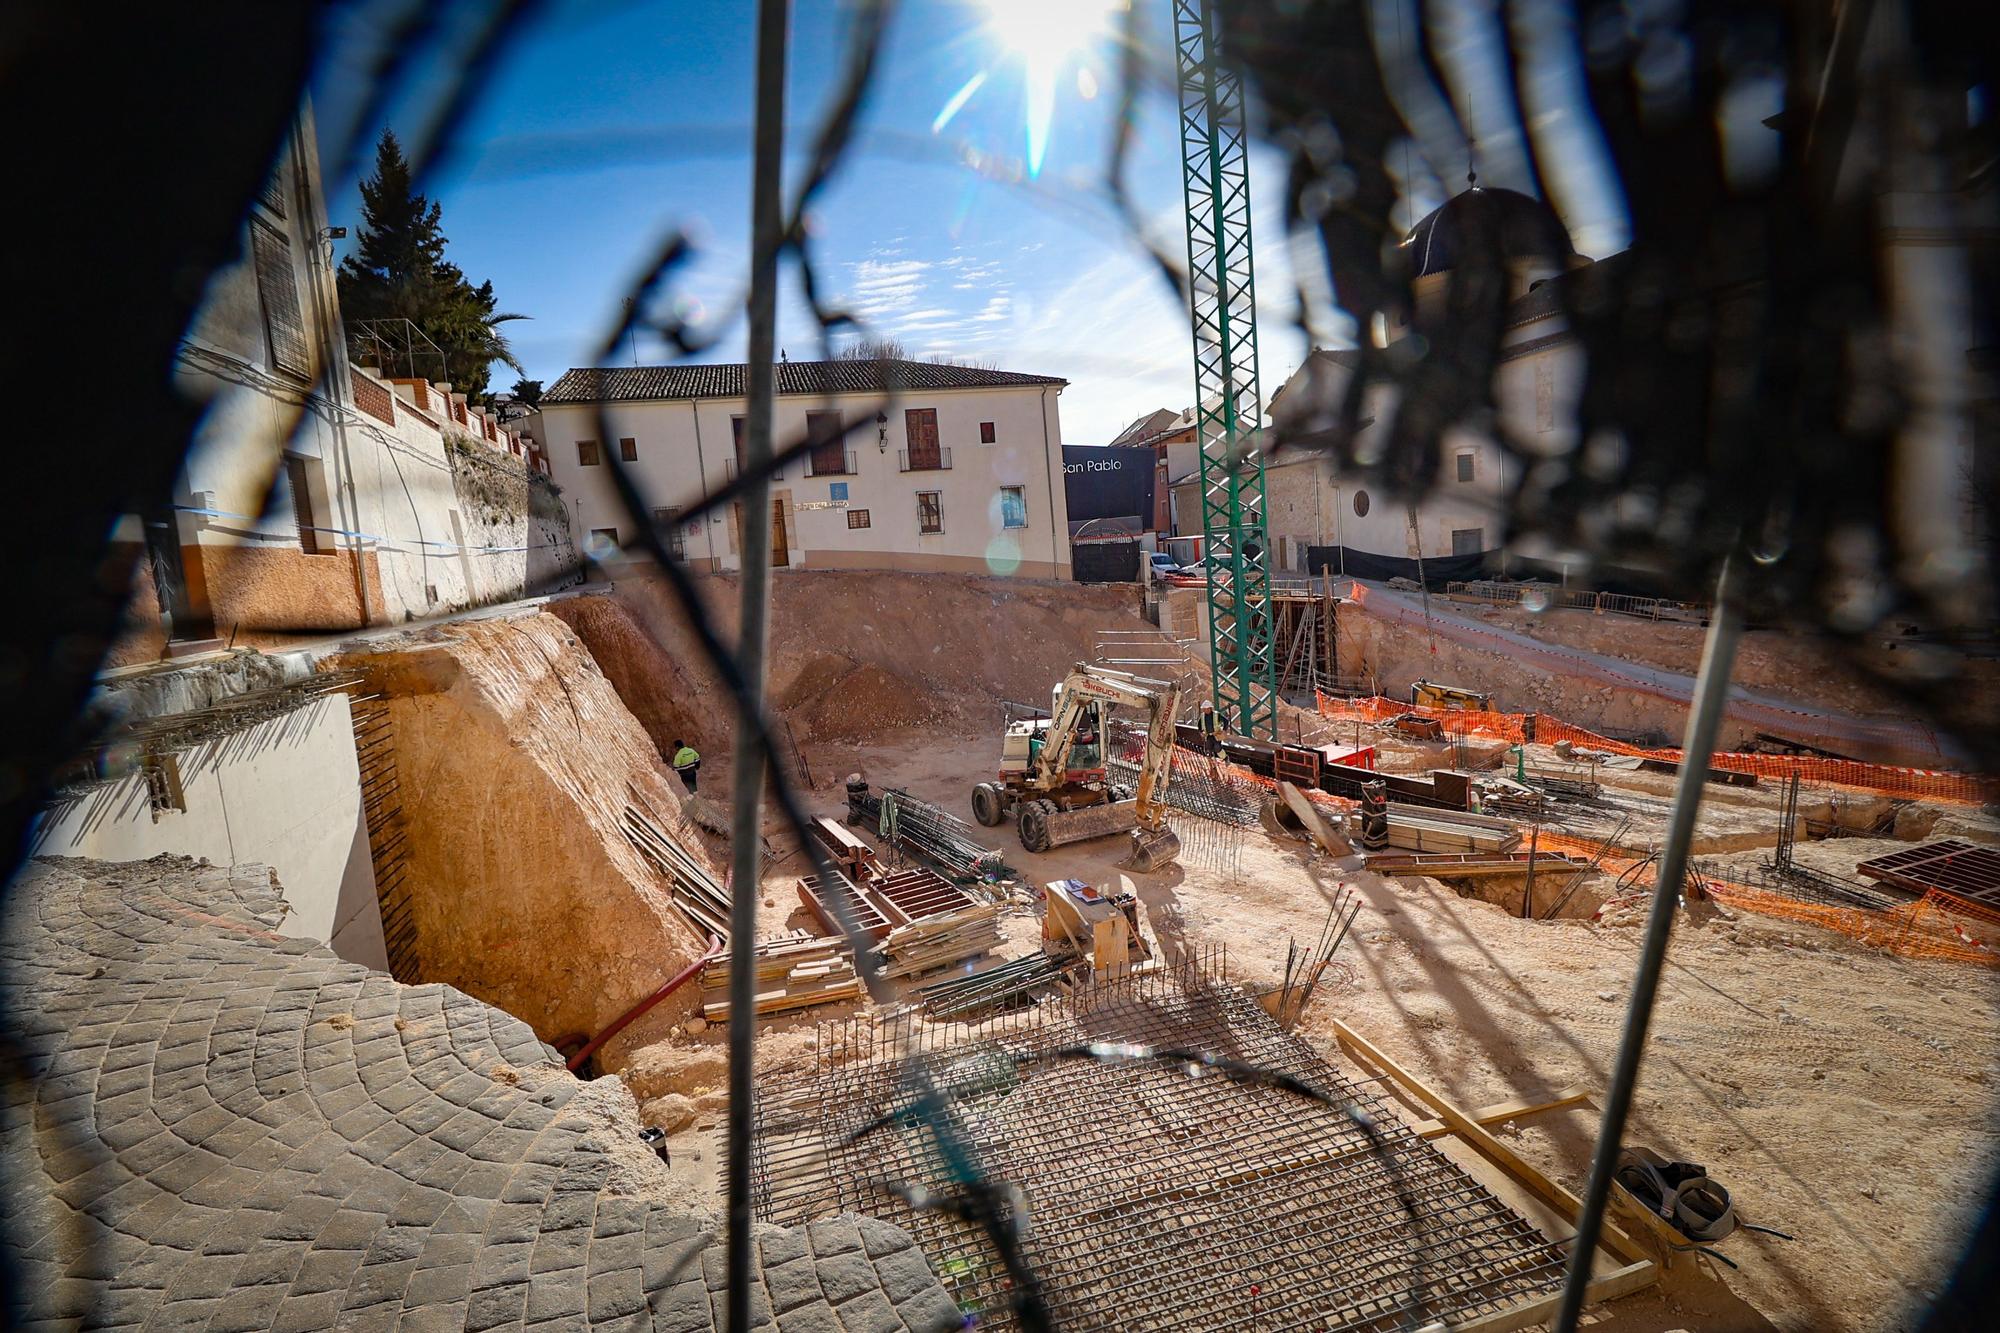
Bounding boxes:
[699,933,860,1020]
[1523,763,1604,799]
[1384,806,1522,854]
[873,903,1004,980]
[622,801,732,938]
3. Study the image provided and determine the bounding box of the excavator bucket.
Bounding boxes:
[1121,825,1182,873]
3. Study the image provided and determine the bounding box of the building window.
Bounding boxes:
[257,163,287,218]
[917,491,943,534]
[1451,527,1485,556]
[589,527,620,556]
[652,506,685,559]
[904,407,944,470]
[847,508,871,529]
[249,219,310,379]
[1352,489,1370,517]
[807,410,849,475]
[577,440,601,466]
[620,437,638,462]
[142,749,186,821]
[1456,452,1475,483]
[999,486,1027,529]
[283,455,323,554]
[979,420,997,444]
[731,415,783,479]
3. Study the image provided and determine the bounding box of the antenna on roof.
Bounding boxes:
[780,347,787,362]
[1465,91,1478,190]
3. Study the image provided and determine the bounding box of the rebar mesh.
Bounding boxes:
[751,951,1568,1331]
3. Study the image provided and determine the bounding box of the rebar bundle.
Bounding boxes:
[916,951,1079,1022]
[846,780,1017,885]
[1274,887,1361,1028]
[1107,736,1260,827]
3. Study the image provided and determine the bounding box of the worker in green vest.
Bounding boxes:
[1197,700,1223,751]
[671,738,701,793]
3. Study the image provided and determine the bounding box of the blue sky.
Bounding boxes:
[313,0,1629,445]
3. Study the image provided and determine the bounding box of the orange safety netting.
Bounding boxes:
[1532,831,2000,968]
[1314,691,1997,806]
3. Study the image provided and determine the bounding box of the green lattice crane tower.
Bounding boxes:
[1175,0,1277,739]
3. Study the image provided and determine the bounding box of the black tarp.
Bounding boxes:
[1062,445,1156,528]
[1306,545,1683,596]
[1072,539,1142,583]
[1307,546,1491,585]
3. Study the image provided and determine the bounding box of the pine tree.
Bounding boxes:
[339,130,523,402]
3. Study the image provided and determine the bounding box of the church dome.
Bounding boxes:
[1401,187,1576,278]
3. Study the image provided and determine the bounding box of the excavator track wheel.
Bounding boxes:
[971,782,1005,827]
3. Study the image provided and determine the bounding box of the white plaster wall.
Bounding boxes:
[542,383,1072,577]
[32,694,388,969]
[1250,328,1586,562]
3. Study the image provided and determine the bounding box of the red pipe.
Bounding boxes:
[566,933,725,1074]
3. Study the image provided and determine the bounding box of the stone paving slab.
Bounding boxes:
[1,857,960,1332]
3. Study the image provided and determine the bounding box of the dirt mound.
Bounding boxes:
[797,662,950,740]
[566,568,1193,766]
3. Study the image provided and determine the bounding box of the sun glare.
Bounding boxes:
[982,0,1123,62]
[977,0,1124,176]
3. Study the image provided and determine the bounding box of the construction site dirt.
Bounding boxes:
[558,568,2000,1333]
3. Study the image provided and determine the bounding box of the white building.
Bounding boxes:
[121,101,574,664]
[1171,186,1589,571]
[539,360,1074,579]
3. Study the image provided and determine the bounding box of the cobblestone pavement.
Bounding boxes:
[1,857,959,1332]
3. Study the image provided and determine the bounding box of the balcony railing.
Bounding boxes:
[898,446,952,472]
[724,456,787,482]
[807,449,858,477]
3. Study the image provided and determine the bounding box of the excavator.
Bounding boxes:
[969,664,1183,872]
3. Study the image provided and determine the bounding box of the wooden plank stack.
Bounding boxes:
[704,824,1002,1021]
[875,903,1003,980]
[699,933,861,1020]
[1383,806,1521,855]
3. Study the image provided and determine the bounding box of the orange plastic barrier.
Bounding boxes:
[1314,691,1996,806]
[1531,831,1999,968]
[1312,691,1530,744]
[1530,716,1996,806]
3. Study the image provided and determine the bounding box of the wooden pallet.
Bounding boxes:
[797,870,892,940]
[871,867,978,925]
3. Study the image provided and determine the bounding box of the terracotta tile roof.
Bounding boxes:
[544,358,1067,405]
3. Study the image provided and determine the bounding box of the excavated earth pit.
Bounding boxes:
[299,569,1999,1333]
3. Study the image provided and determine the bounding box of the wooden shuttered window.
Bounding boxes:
[905,408,941,470]
[250,220,310,379]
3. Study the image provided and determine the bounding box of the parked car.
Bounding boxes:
[1147,551,1179,576]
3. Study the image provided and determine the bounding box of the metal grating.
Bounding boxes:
[751,951,1569,1331]
[1855,839,2000,906]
